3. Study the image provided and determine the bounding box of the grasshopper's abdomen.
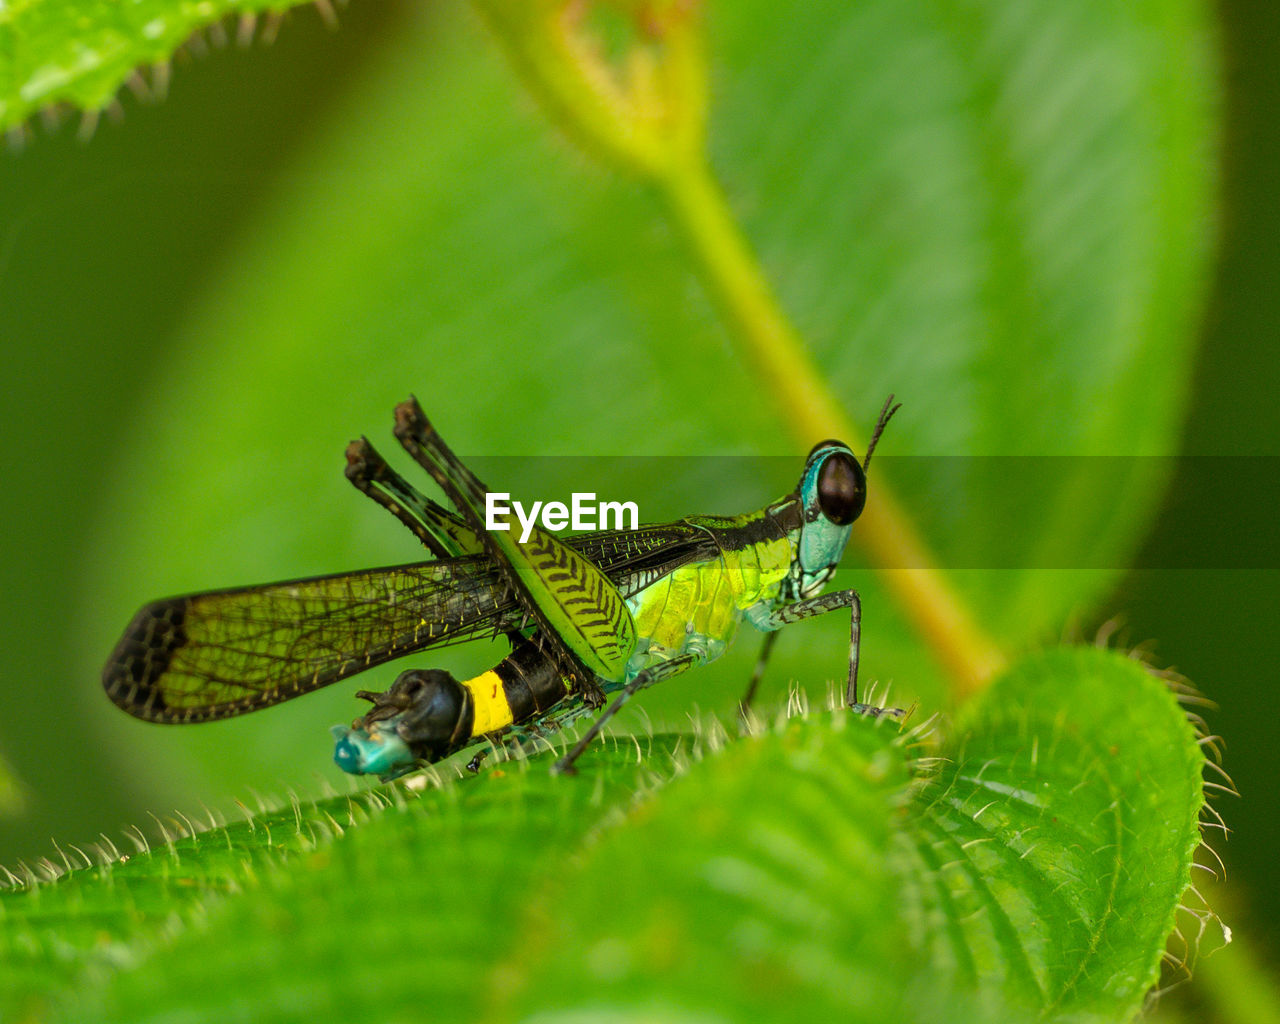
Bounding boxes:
[333,640,571,776]
[462,640,570,734]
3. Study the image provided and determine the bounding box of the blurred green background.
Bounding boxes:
[0,0,1275,1013]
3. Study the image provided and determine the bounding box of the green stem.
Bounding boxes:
[474,0,1005,697]
[658,157,1006,697]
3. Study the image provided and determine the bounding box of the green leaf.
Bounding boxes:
[0,0,1219,1017]
[910,647,1207,1018]
[72,0,1216,804]
[0,743,26,817]
[496,647,1206,1023]
[0,0,316,130]
[1,648,1206,1021]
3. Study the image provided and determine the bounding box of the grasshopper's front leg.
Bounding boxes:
[751,589,899,716]
[758,589,863,707]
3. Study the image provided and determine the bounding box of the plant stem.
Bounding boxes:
[658,156,1006,697]
[474,0,1006,697]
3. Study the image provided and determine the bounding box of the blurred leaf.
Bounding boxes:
[0,0,1227,1018]
[74,0,1216,805]
[0,0,316,130]
[0,744,25,817]
[1,648,1206,1022]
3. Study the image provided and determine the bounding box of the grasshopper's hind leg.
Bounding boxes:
[344,437,482,559]
[392,398,633,707]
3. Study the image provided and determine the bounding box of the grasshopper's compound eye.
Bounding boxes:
[816,451,866,526]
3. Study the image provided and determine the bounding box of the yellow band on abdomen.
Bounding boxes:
[464,670,515,735]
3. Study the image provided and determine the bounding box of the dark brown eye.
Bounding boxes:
[817,452,866,525]
[809,438,845,457]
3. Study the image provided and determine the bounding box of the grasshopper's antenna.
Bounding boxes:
[863,395,901,472]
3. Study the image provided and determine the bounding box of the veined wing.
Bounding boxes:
[571,522,717,595]
[104,522,714,723]
[103,558,514,723]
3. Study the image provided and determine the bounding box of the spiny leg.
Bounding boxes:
[344,437,482,559]
[552,655,698,775]
[766,589,903,718]
[476,697,597,766]
[346,435,533,651]
[393,398,634,703]
[388,400,592,698]
[392,398,499,511]
[760,589,867,709]
[738,631,779,719]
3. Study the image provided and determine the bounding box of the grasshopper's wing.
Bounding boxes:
[102,557,518,723]
[569,523,717,596]
[103,519,712,724]
[393,399,636,686]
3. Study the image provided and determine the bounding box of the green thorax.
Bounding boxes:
[623,503,801,680]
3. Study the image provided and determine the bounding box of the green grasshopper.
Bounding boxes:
[104,397,898,777]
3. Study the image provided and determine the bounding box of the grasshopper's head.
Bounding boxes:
[792,397,899,598]
[793,441,866,597]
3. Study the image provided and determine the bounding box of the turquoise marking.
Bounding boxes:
[795,443,857,595]
[331,720,417,780]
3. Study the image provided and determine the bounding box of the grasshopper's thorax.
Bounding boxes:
[622,508,793,678]
[620,436,867,681]
[685,508,798,605]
